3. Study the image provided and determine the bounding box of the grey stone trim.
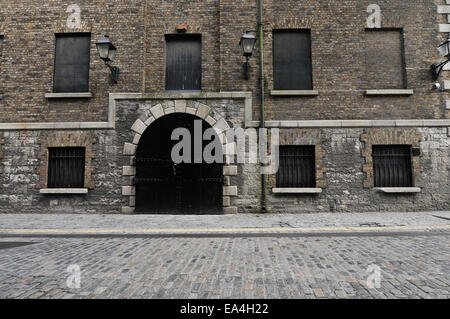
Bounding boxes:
[439,24,450,32]
[223,166,238,176]
[121,207,135,214]
[374,187,421,193]
[0,92,251,131]
[223,186,238,196]
[444,80,450,90]
[270,90,319,96]
[438,5,450,14]
[45,92,93,99]
[40,188,88,194]
[0,122,112,130]
[122,186,136,196]
[248,119,450,128]
[272,188,323,194]
[223,207,238,214]
[365,89,414,96]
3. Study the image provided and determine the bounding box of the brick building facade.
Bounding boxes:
[0,0,448,214]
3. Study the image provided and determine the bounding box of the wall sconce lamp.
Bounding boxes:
[96,35,120,84]
[239,31,257,80]
[431,35,450,81]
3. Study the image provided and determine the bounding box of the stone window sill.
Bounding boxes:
[365,89,414,96]
[40,188,89,195]
[45,92,92,99]
[270,90,319,96]
[272,188,323,194]
[374,187,421,194]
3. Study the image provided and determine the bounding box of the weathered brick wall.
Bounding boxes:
[0,0,143,123]
[218,0,444,121]
[0,129,123,214]
[265,128,450,213]
[0,0,445,123]
[0,1,448,214]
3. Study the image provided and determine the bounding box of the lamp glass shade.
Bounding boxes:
[96,35,115,61]
[437,38,450,58]
[108,45,117,61]
[240,33,256,57]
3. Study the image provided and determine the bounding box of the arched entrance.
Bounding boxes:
[135,113,223,214]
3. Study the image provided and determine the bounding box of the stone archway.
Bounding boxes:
[121,100,238,214]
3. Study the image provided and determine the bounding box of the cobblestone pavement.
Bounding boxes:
[0,233,449,299]
[0,211,449,231]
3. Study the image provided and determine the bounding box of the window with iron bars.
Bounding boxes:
[48,147,85,188]
[372,145,413,187]
[276,146,316,188]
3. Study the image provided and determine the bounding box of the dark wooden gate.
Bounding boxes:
[135,114,223,214]
[165,34,201,91]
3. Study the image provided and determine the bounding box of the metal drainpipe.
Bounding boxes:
[258,0,266,212]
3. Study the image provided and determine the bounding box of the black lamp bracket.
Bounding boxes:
[104,61,120,84]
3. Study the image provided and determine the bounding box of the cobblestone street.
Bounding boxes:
[0,232,449,299]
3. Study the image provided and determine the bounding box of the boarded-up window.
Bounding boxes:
[365,29,406,89]
[53,34,90,93]
[165,34,201,91]
[0,35,3,72]
[276,146,316,188]
[48,147,85,188]
[0,35,3,58]
[273,30,313,90]
[373,145,413,187]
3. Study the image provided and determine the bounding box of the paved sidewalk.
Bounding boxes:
[0,211,449,235]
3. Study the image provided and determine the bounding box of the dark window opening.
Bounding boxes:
[276,145,316,188]
[273,30,313,90]
[0,35,3,75]
[48,147,85,188]
[373,145,413,187]
[53,33,90,93]
[165,34,201,91]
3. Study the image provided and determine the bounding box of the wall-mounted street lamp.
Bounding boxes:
[239,31,257,80]
[431,35,450,81]
[96,35,120,84]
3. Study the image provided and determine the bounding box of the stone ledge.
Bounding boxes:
[374,187,421,194]
[40,188,88,194]
[270,90,319,96]
[438,5,450,14]
[272,188,323,194]
[439,24,450,32]
[248,119,450,128]
[365,89,414,96]
[110,91,252,100]
[45,92,93,99]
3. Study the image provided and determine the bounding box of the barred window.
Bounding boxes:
[373,145,413,187]
[273,30,313,90]
[276,146,316,188]
[48,147,85,188]
[54,34,90,93]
